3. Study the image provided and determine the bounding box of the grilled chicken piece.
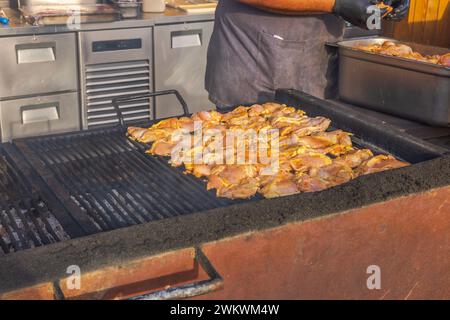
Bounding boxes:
[259,172,299,198]
[128,126,149,141]
[262,102,284,114]
[177,117,196,132]
[291,116,331,137]
[128,127,176,143]
[152,118,180,129]
[184,164,214,178]
[320,144,354,157]
[216,177,260,199]
[295,130,352,150]
[147,139,176,157]
[207,174,228,191]
[227,113,249,126]
[382,44,413,57]
[207,165,260,199]
[439,53,450,67]
[128,116,195,143]
[334,149,373,168]
[297,162,354,192]
[248,104,264,117]
[279,117,330,139]
[211,165,258,185]
[271,115,307,128]
[289,153,332,173]
[221,106,248,122]
[191,110,223,125]
[356,155,409,176]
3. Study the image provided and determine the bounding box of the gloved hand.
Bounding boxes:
[333,0,392,29]
[384,0,410,20]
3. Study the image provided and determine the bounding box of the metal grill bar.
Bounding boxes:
[0,147,72,254]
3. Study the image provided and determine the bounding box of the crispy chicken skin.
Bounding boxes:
[129,103,409,199]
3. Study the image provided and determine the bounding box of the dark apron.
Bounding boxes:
[205,0,345,108]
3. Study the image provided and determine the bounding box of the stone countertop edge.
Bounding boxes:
[0,154,449,294]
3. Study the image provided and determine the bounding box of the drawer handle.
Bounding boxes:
[21,103,60,124]
[16,42,56,64]
[171,30,203,49]
[128,247,224,300]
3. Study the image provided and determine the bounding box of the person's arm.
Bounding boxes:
[236,0,411,28]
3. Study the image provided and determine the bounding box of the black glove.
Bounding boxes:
[333,0,391,29]
[384,0,410,20]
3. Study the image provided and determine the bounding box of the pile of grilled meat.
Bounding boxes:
[128,103,409,200]
[358,40,450,67]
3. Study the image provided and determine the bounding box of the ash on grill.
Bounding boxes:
[0,149,69,254]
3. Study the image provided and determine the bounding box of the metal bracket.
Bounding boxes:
[128,247,224,300]
[112,89,190,127]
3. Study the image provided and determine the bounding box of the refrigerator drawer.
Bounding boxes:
[154,21,214,118]
[0,93,80,142]
[0,33,78,99]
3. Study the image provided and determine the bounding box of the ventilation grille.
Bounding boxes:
[85,60,152,128]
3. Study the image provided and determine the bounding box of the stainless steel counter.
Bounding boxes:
[0,7,215,36]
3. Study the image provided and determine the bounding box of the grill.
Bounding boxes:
[6,89,446,254]
[0,146,72,254]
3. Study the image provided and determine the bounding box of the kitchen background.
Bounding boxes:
[0,0,218,141]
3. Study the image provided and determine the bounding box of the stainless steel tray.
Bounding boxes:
[334,37,449,127]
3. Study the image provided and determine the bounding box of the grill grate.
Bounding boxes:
[85,60,152,128]
[0,147,70,254]
[18,128,258,234]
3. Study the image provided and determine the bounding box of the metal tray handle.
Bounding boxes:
[112,89,190,127]
[128,247,224,300]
